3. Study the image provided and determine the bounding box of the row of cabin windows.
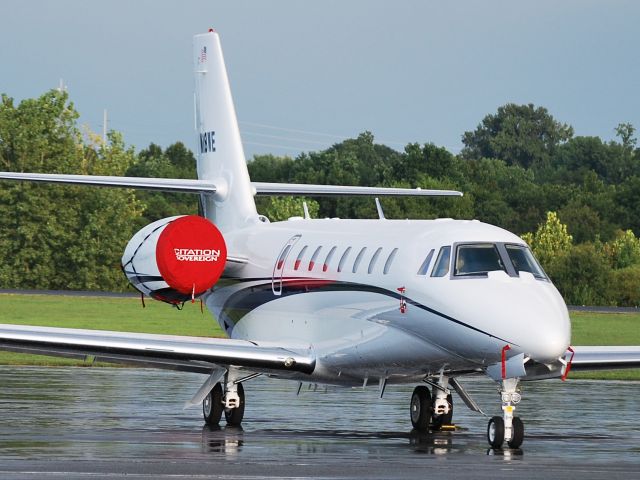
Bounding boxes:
[288,244,398,275]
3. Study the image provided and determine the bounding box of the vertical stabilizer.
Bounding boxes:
[193,30,258,231]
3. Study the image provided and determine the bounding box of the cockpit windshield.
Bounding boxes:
[505,244,547,279]
[454,243,506,276]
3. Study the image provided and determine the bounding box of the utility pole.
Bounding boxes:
[103,109,108,144]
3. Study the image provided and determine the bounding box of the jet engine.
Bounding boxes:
[121,215,227,304]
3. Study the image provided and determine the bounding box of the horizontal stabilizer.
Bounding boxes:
[253,182,463,197]
[0,172,217,194]
[0,172,463,198]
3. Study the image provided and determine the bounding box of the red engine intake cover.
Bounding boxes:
[155,215,227,295]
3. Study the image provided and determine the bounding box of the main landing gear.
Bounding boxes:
[487,378,524,449]
[203,373,246,427]
[410,375,454,432]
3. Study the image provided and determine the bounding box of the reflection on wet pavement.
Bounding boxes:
[0,366,638,477]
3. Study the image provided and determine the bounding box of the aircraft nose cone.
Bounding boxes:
[528,326,570,363]
[521,295,571,363]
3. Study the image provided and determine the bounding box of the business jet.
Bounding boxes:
[0,29,638,450]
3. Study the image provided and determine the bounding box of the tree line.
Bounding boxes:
[1,91,638,305]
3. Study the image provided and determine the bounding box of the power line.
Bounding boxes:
[240,121,409,148]
[239,121,351,140]
[242,141,311,152]
[241,131,332,147]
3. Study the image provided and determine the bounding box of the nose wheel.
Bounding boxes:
[487,378,524,449]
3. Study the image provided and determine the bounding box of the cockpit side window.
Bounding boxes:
[430,246,451,277]
[454,243,506,277]
[506,244,547,280]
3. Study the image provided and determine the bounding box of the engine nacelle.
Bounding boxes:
[122,215,227,304]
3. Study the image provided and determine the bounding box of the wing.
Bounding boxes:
[0,324,315,375]
[0,172,462,197]
[570,346,640,371]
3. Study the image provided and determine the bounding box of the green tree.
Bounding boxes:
[461,103,573,169]
[262,196,320,222]
[602,230,640,269]
[609,265,640,307]
[0,90,142,291]
[460,158,542,233]
[521,211,572,268]
[400,143,455,181]
[615,175,640,234]
[126,142,198,227]
[558,199,602,244]
[551,243,612,306]
[615,122,637,150]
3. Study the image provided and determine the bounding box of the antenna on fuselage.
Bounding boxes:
[375,198,385,220]
[303,201,311,219]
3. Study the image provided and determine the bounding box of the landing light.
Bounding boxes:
[501,392,522,404]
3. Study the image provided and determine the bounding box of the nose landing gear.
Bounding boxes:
[487,378,524,449]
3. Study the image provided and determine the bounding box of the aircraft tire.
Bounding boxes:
[224,382,245,427]
[431,393,453,431]
[203,383,223,425]
[410,386,432,431]
[507,417,524,449]
[487,416,505,449]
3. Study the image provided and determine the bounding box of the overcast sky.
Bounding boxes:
[2,0,639,160]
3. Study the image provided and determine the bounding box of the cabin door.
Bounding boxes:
[272,235,301,296]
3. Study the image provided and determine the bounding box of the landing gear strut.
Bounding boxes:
[487,378,524,449]
[202,372,246,427]
[410,374,454,432]
[430,374,453,431]
[224,382,245,426]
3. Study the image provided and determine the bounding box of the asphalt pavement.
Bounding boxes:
[0,367,638,479]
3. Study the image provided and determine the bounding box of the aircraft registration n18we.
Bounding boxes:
[0,29,639,450]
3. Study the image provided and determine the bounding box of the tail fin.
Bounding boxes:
[193,29,258,231]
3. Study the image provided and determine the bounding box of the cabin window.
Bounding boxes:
[506,244,547,279]
[352,247,367,273]
[417,249,435,275]
[454,243,506,277]
[383,248,398,275]
[294,246,308,270]
[323,246,337,272]
[309,246,322,271]
[337,247,352,273]
[368,247,383,274]
[277,244,293,270]
[431,246,451,277]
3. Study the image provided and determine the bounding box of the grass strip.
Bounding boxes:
[0,293,223,366]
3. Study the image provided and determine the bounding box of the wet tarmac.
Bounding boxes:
[0,366,638,479]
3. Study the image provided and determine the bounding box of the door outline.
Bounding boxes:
[272,234,301,295]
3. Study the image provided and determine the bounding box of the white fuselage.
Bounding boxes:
[204,217,571,386]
